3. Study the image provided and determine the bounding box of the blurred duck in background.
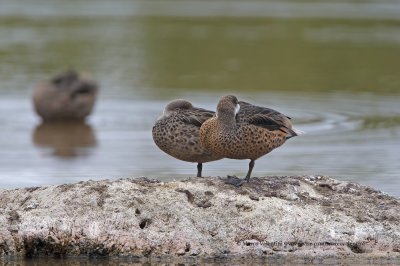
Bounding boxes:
[32,70,98,158]
[33,70,98,122]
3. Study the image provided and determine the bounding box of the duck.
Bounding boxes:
[33,70,98,122]
[200,94,301,182]
[152,99,223,177]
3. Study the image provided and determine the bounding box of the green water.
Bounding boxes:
[0,0,399,199]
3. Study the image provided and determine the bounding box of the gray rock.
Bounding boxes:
[0,175,399,263]
[189,248,200,256]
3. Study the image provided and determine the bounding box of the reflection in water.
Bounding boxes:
[140,19,400,95]
[33,122,96,158]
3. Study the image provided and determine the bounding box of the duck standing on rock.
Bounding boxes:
[152,100,223,177]
[33,70,98,122]
[200,94,302,182]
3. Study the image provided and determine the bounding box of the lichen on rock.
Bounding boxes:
[0,175,399,263]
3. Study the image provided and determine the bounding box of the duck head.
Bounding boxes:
[163,99,193,117]
[216,95,240,124]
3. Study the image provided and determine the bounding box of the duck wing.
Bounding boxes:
[181,108,215,127]
[237,101,297,137]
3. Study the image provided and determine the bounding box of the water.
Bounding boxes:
[0,0,400,199]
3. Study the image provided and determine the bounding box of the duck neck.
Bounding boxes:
[218,112,236,132]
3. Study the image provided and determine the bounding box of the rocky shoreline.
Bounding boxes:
[1,175,399,263]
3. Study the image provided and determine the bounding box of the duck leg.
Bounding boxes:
[244,160,255,182]
[197,163,203,177]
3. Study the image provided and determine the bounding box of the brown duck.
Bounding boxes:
[200,94,302,182]
[152,100,223,177]
[33,70,98,122]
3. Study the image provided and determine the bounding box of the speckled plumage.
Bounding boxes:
[200,95,300,181]
[152,100,223,177]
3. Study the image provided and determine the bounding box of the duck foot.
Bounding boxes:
[225,175,245,187]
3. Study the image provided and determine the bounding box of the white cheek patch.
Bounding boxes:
[235,104,240,115]
[163,108,171,117]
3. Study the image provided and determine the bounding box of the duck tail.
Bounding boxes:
[286,127,305,139]
[292,128,305,135]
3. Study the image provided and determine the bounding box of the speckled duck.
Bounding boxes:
[152,100,223,177]
[200,94,302,182]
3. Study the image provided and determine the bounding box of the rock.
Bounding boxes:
[189,248,200,256]
[0,175,399,264]
[176,249,186,256]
